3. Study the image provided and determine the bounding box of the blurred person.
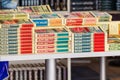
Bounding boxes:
[1,0,18,9]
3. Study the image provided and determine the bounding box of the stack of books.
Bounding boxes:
[71,0,97,11]
[0,24,19,54]
[61,12,97,26]
[31,13,63,27]
[34,28,71,53]
[61,12,83,26]
[91,11,112,22]
[17,5,52,14]
[93,27,106,52]
[71,12,97,25]
[107,21,120,51]
[0,19,34,54]
[0,5,116,54]
[116,0,120,11]
[69,27,107,53]
[18,0,67,11]
[98,0,116,11]
[19,20,34,54]
[108,35,120,51]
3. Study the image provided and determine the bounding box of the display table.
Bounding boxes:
[0,51,120,80]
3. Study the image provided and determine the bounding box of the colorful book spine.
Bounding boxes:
[19,23,34,54]
[94,33,105,52]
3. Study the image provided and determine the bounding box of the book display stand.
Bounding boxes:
[0,1,120,80]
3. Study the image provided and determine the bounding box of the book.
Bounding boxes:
[30,0,34,6]
[45,0,49,4]
[55,0,60,11]
[21,0,24,6]
[0,1,2,9]
[27,0,30,6]
[24,0,28,6]
[37,0,39,5]
[61,0,67,11]
[50,0,54,10]
[40,0,44,5]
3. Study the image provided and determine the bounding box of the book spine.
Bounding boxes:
[0,0,2,9]
[22,0,25,6]
[40,0,44,5]
[45,0,49,4]
[50,0,54,10]
[28,0,31,6]
[55,0,60,10]
[96,0,99,10]
[33,0,36,6]
[60,0,67,11]
[37,0,39,5]
[25,0,28,6]
[31,0,34,6]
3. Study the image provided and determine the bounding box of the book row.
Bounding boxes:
[0,24,108,54]
[0,6,112,26]
[18,0,67,11]
[1,0,120,11]
[0,5,119,54]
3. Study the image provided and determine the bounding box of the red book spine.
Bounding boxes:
[93,33,105,52]
[22,24,34,27]
[66,19,83,26]
[20,24,33,54]
[21,51,32,54]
